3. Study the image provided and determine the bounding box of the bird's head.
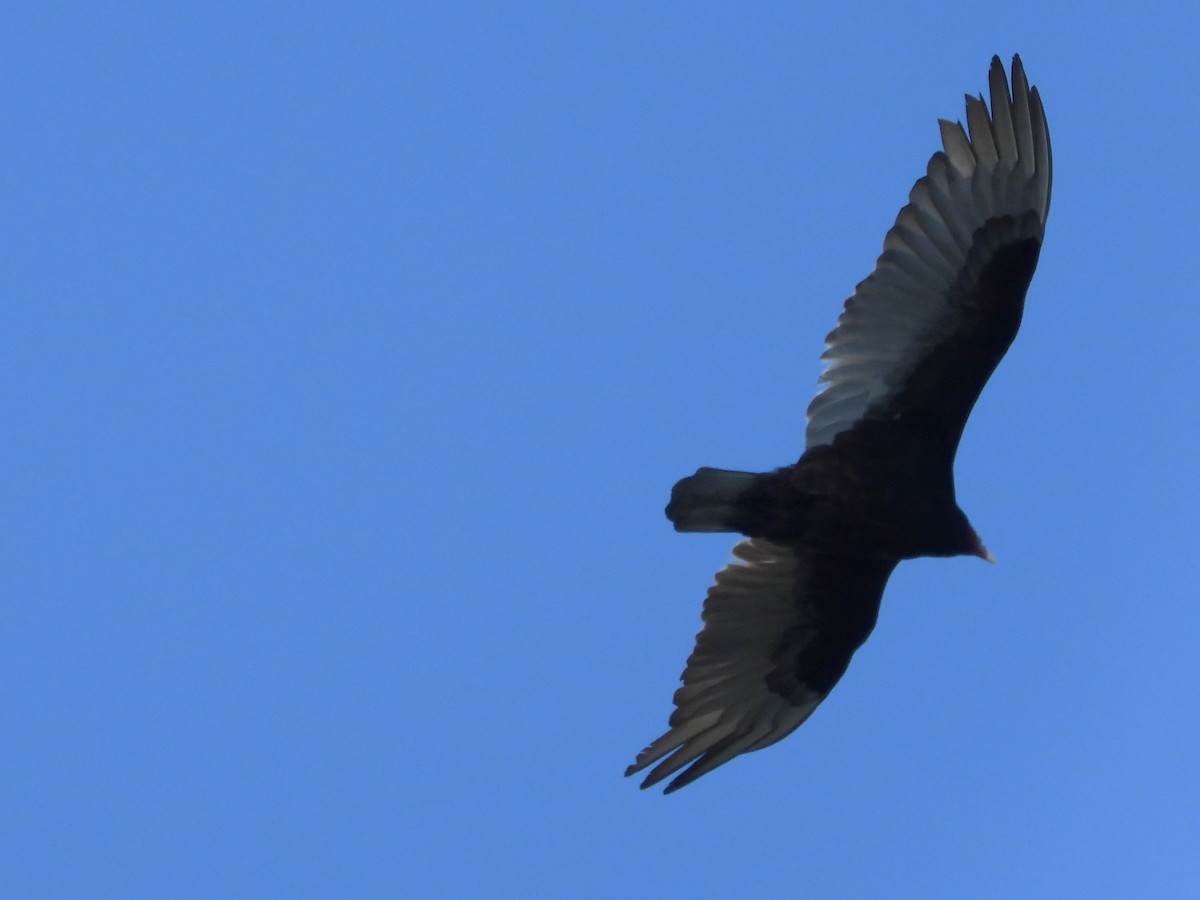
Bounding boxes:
[930,505,994,562]
[955,506,994,563]
[970,530,995,564]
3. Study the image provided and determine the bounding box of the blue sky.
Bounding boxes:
[3,3,1198,897]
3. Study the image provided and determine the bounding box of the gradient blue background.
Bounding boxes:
[4,3,1196,897]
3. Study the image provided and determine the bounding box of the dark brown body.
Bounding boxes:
[730,428,972,560]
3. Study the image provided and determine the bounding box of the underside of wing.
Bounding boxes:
[805,55,1052,451]
[626,540,897,793]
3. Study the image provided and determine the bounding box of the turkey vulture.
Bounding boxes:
[627,55,1051,793]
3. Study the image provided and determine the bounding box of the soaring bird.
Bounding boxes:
[627,56,1051,794]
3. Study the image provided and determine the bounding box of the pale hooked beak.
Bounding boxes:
[973,535,995,564]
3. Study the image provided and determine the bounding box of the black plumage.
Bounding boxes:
[628,56,1051,794]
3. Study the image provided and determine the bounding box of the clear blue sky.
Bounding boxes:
[3,3,1197,897]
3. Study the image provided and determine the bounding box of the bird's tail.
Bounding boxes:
[665,467,761,532]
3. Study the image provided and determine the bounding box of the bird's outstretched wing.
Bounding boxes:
[806,55,1052,454]
[626,540,896,793]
